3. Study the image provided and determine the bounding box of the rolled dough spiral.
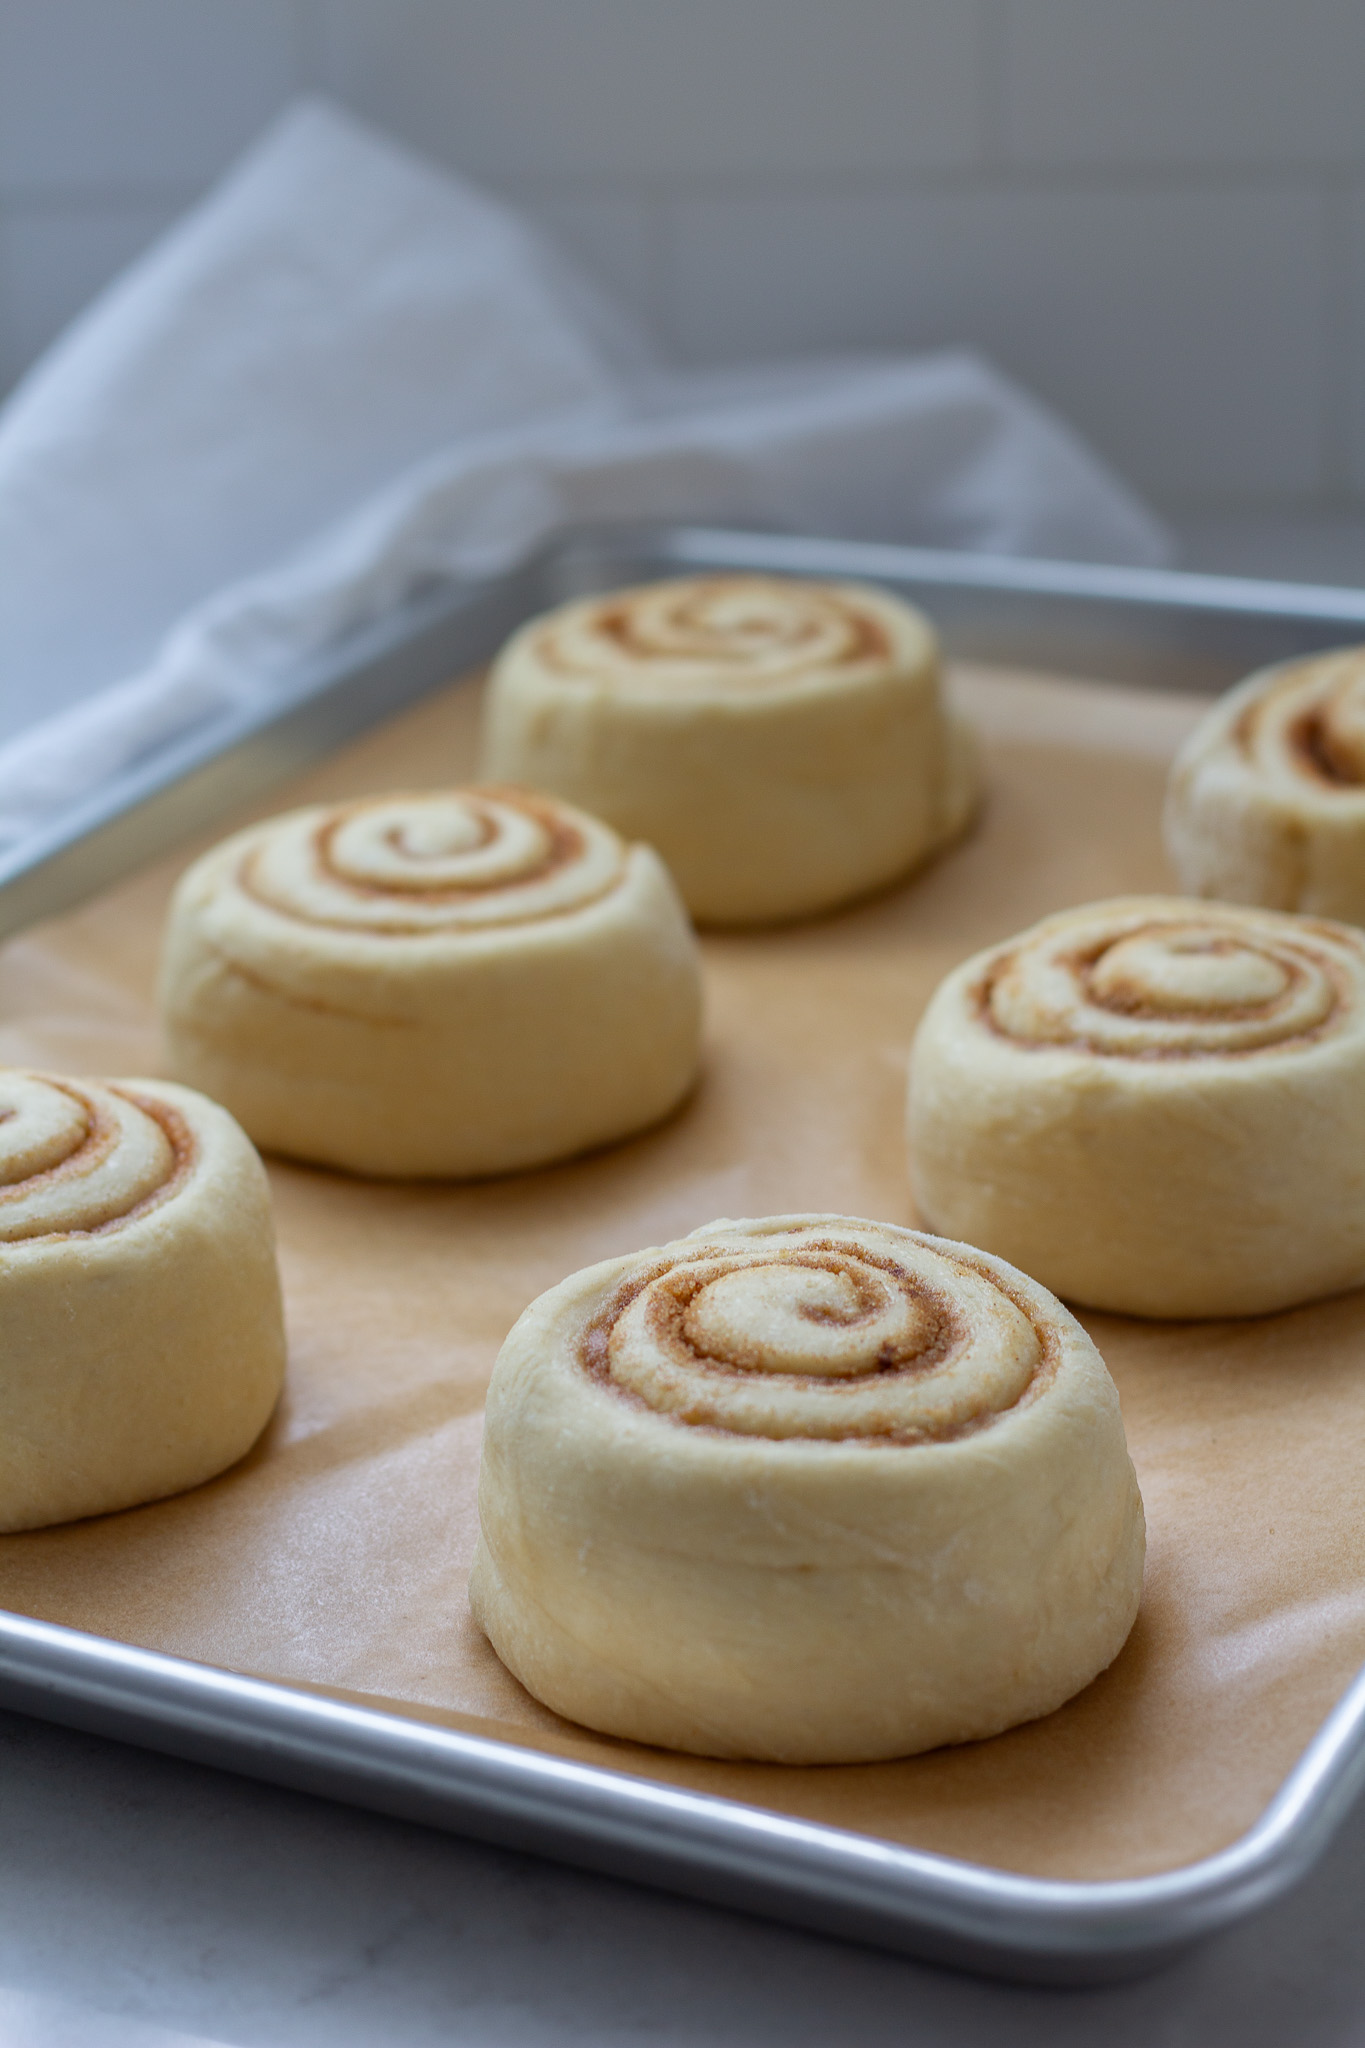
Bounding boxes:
[159,786,702,1178]
[470,1215,1144,1763]
[1166,646,1365,922]
[481,574,978,925]
[0,1071,285,1531]
[907,895,1365,1317]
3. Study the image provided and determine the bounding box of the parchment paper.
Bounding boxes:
[0,664,1361,1884]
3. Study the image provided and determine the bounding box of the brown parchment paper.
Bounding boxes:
[0,663,1362,1886]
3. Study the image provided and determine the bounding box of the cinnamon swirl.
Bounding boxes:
[469,1215,1144,1763]
[1166,646,1365,921]
[0,1071,285,1531]
[907,895,1365,1317]
[480,574,978,925]
[159,787,701,1178]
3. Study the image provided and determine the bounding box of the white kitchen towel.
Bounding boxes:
[0,99,1170,850]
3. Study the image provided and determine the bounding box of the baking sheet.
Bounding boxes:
[0,661,1362,1887]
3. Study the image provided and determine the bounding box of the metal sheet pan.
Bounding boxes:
[4,523,1365,1984]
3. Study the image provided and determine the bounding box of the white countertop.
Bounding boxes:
[2,1706,1363,2047]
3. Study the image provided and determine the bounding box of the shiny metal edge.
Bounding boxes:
[5,520,1365,1980]
[0,1606,1363,1986]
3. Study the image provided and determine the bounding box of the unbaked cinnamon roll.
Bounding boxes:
[159,787,702,1178]
[480,574,978,925]
[1166,646,1365,921]
[0,1071,285,1531]
[908,896,1365,1317]
[470,1215,1144,1763]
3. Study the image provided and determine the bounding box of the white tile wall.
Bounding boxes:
[667,184,1330,503]
[0,0,304,191]
[0,0,1362,530]
[1000,0,1365,171]
[315,0,984,180]
[497,188,668,346]
[1177,510,1365,585]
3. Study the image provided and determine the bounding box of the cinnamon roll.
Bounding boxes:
[0,1071,285,1531]
[1166,646,1365,922]
[907,896,1365,1317]
[480,574,978,925]
[159,787,701,1178]
[470,1215,1144,1763]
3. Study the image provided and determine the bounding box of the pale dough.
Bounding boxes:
[1166,646,1365,922]
[480,574,978,925]
[0,1071,285,1532]
[159,786,702,1178]
[470,1214,1144,1764]
[907,895,1365,1318]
